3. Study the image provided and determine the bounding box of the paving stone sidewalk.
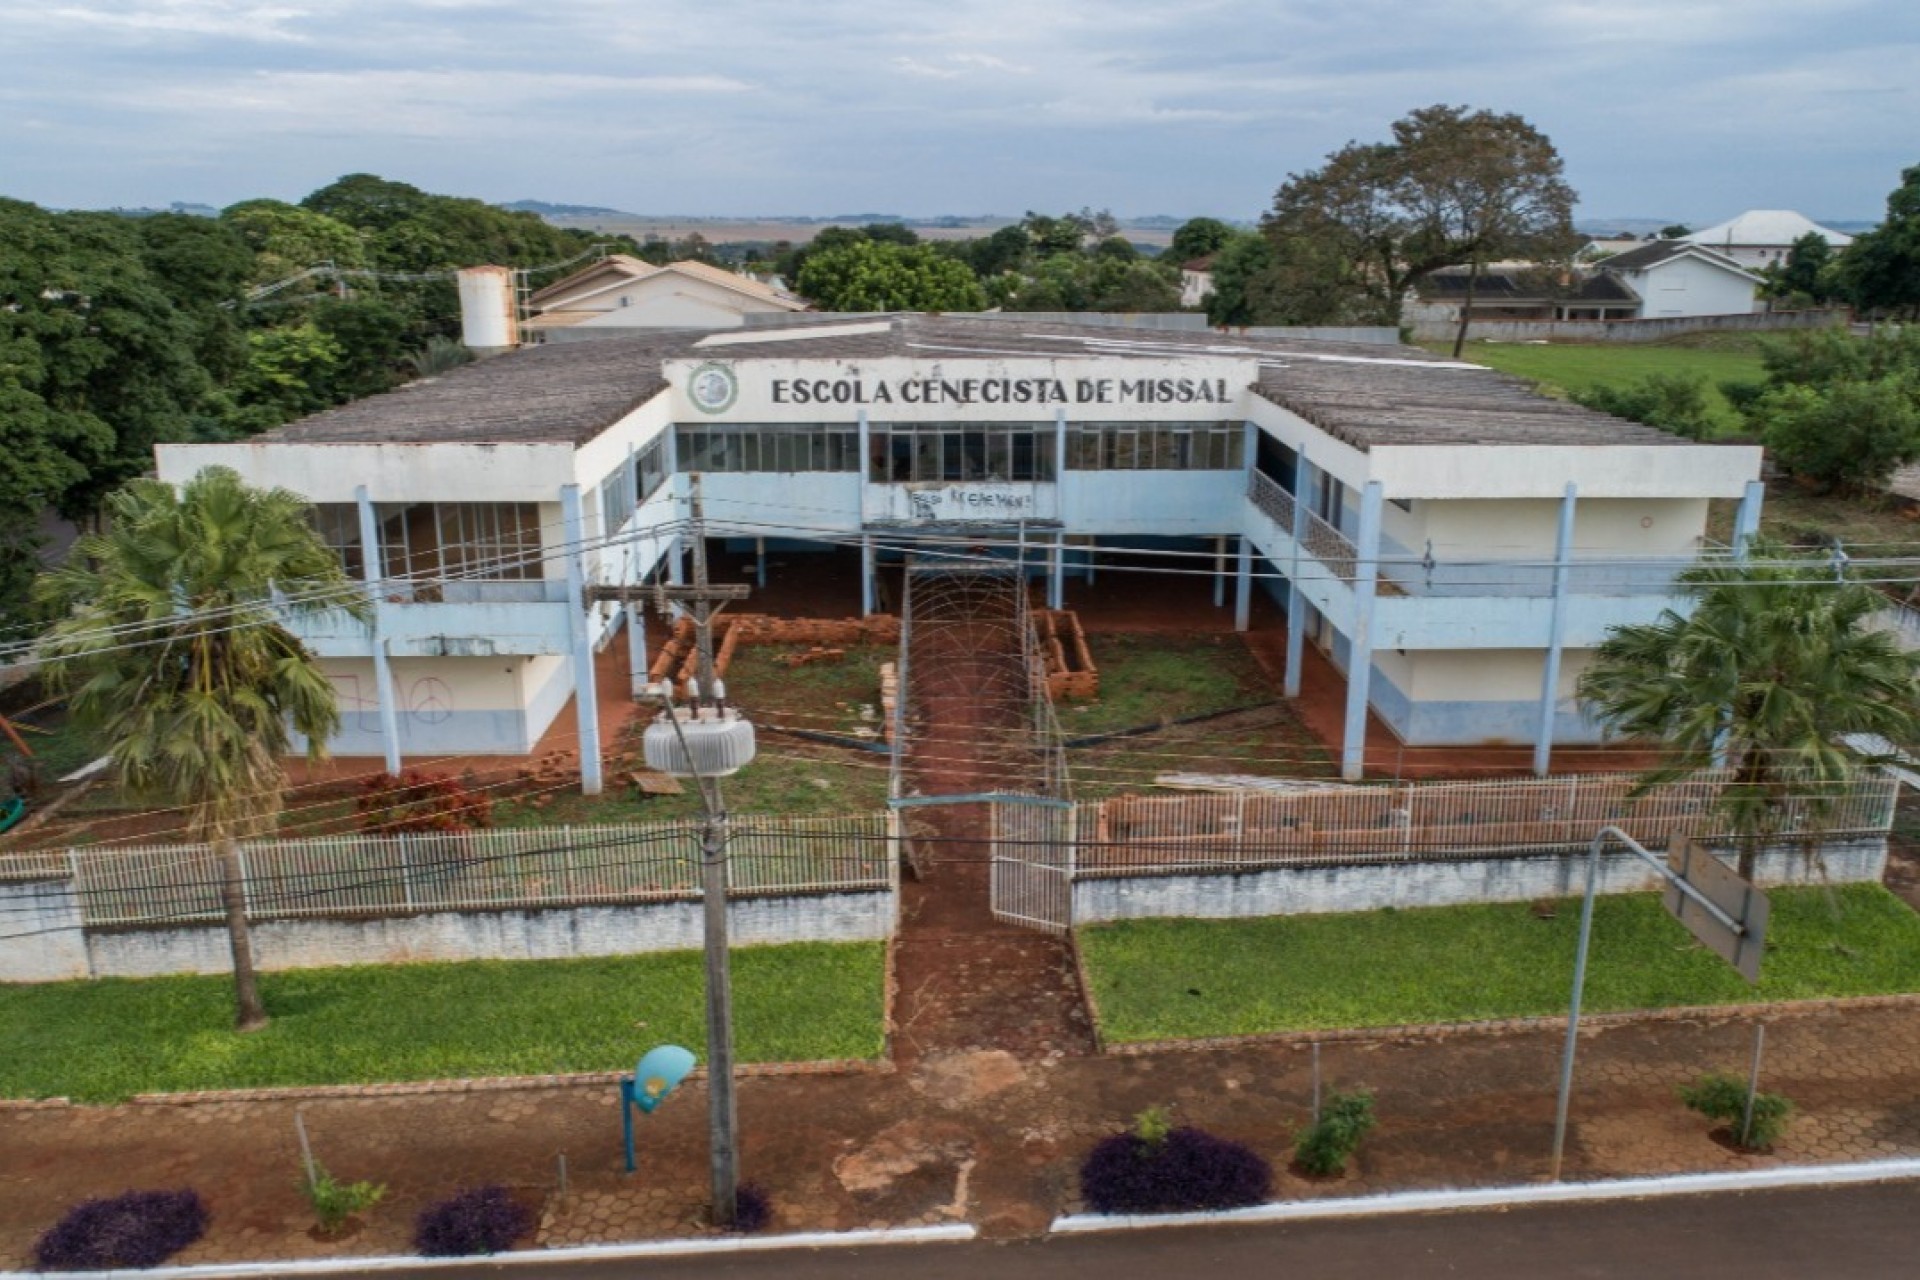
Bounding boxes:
[6,999,1920,1267]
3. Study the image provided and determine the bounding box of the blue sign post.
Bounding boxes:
[622,1044,696,1174]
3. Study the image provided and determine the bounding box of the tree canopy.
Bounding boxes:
[1838,163,1920,318]
[794,240,988,311]
[35,467,366,1029]
[1577,547,1920,877]
[1253,104,1578,326]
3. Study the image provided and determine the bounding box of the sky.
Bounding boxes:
[1,0,1915,225]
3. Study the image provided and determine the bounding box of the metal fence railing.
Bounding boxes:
[1074,773,1900,876]
[0,815,892,928]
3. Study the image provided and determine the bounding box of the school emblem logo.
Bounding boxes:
[687,362,738,414]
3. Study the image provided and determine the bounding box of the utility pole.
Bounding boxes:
[592,481,751,1226]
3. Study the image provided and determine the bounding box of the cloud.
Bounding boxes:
[0,0,1912,220]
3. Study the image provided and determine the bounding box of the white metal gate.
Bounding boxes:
[990,798,1075,935]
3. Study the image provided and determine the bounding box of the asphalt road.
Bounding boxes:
[376,1181,1920,1280]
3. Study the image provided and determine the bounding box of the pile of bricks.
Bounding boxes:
[1034,608,1099,701]
[645,614,904,695]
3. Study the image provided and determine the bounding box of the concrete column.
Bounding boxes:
[1732,480,1764,558]
[354,485,403,776]
[1049,533,1064,610]
[1085,535,1096,585]
[1213,535,1228,608]
[857,409,872,522]
[861,534,875,617]
[561,484,603,796]
[1341,481,1385,782]
[1054,408,1068,488]
[627,602,649,697]
[1533,482,1578,777]
[667,537,685,586]
[1227,533,1250,633]
[1284,453,1312,698]
[755,536,767,589]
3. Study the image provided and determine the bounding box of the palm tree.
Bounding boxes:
[35,467,367,1031]
[1577,543,1920,878]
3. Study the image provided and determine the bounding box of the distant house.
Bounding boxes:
[1179,256,1216,309]
[1408,266,1641,325]
[1597,241,1764,319]
[522,254,809,336]
[1680,211,1854,271]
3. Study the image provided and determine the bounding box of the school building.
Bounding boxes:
[153,312,1765,787]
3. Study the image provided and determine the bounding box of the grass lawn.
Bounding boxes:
[1442,338,1768,437]
[725,642,891,740]
[1079,884,1920,1043]
[0,941,885,1103]
[1060,634,1274,738]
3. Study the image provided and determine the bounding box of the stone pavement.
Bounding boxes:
[6,997,1920,1266]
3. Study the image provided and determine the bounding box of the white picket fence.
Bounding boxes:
[0,815,895,928]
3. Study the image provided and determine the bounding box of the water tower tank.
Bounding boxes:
[457,265,517,353]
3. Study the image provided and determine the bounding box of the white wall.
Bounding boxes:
[156,440,576,505]
[1622,259,1760,319]
[0,887,894,982]
[1074,839,1886,924]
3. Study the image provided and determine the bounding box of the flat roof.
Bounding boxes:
[258,313,1686,452]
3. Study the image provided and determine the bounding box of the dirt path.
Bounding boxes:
[890,574,1093,1072]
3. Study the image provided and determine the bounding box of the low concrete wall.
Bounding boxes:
[1408,308,1849,345]
[1073,841,1886,925]
[0,878,89,981]
[1,886,893,983]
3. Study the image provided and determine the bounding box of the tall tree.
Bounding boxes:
[1838,163,1920,318]
[35,468,366,1030]
[1257,104,1577,334]
[1169,217,1236,264]
[1577,547,1920,878]
[795,241,987,311]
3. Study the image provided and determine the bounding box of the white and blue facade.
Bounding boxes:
[155,315,1765,788]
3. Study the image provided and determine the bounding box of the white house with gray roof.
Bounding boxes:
[1597,241,1764,319]
[154,314,1764,787]
[1681,210,1855,272]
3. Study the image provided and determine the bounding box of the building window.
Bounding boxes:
[310,504,365,579]
[372,502,543,584]
[675,425,860,473]
[866,424,1057,482]
[1067,422,1244,471]
[598,434,670,536]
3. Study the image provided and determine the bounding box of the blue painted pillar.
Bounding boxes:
[1049,533,1065,610]
[1054,408,1068,487]
[354,485,403,775]
[861,534,875,617]
[755,536,767,589]
[1732,480,1764,558]
[1085,535,1096,585]
[561,484,603,795]
[1341,480,1384,782]
[1284,452,1312,698]
[1213,536,1228,608]
[1534,482,1578,777]
[857,409,872,524]
[1233,536,1253,632]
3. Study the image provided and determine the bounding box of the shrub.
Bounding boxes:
[1293,1090,1377,1177]
[413,1185,532,1257]
[1571,372,1715,440]
[357,769,494,835]
[1680,1072,1794,1151]
[33,1189,209,1271]
[304,1163,386,1235]
[731,1182,772,1233]
[1080,1116,1272,1215]
[1754,377,1920,492]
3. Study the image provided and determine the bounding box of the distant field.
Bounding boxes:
[544,214,1175,248]
[1439,337,1769,436]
